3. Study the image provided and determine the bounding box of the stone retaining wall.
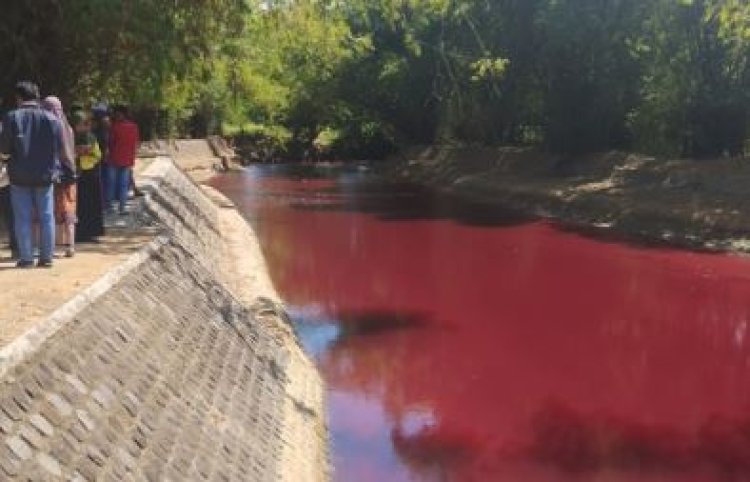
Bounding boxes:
[0,157,328,480]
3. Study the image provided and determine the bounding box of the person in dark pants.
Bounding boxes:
[72,111,105,242]
[91,104,110,208]
[0,185,17,257]
[0,119,17,257]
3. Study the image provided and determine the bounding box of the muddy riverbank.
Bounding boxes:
[391,146,750,253]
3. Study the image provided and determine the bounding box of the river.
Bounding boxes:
[210,163,750,482]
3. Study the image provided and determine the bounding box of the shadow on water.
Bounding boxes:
[290,308,433,358]
[248,161,533,227]
[244,162,740,256]
[335,310,432,338]
[529,401,750,477]
[259,163,727,251]
[299,181,726,255]
[291,180,536,228]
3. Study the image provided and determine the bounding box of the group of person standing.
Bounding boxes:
[0,81,140,268]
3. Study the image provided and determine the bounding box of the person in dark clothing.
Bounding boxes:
[91,103,110,160]
[0,119,17,257]
[91,104,110,207]
[0,184,16,257]
[72,111,105,242]
[0,82,61,268]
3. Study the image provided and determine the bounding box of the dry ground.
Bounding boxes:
[0,160,158,346]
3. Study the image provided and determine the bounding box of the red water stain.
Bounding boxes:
[211,166,750,482]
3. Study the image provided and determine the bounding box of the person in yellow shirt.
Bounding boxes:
[72,111,104,242]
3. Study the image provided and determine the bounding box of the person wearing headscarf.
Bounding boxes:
[72,110,104,242]
[42,96,77,257]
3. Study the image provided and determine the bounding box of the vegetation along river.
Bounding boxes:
[211,163,750,482]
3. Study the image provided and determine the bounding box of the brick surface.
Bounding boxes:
[0,240,328,479]
[0,158,328,480]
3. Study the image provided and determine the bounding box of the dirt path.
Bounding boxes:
[0,231,154,345]
[0,160,158,346]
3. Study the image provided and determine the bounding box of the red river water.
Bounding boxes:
[210,164,750,482]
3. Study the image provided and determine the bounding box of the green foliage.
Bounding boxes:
[628,0,748,157]
[222,122,292,144]
[3,0,750,158]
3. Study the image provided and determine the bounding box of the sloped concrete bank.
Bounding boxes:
[393,146,750,252]
[0,157,328,480]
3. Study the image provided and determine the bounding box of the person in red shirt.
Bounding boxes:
[106,105,139,215]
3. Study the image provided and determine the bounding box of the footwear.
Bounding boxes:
[65,246,75,258]
[36,259,53,268]
[16,260,34,269]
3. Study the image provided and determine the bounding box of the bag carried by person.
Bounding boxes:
[75,132,101,171]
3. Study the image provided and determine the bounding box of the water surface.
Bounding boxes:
[211,164,750,482]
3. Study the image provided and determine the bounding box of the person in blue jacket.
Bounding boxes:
[0,82,62,268]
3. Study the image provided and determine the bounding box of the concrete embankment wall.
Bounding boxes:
[0,157,328,480]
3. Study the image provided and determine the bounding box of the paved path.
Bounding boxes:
[0,161,156,347]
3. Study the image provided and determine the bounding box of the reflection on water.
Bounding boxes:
[211,164,750,482]
[287,305,341,357]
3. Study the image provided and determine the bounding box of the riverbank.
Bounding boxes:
[0,144,328,481]
[392,146,750,253]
